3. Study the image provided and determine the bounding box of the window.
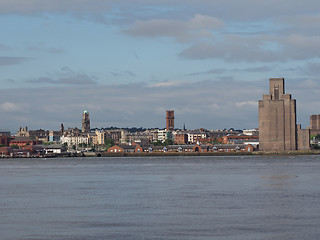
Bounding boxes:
[274,86,279,100]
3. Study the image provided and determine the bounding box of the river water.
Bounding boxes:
[0,155,320,240]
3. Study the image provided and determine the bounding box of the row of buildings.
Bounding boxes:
[0,109,260,156]
[1,78,320,156]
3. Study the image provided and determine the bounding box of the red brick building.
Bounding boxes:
[9,137,42,148]
[0,135,10,146]
[222,135,259,144]
[108,144,143,153]
[174,133,188,144]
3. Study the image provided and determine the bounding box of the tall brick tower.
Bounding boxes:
[60,123,64,136]
[82,110,90,133]
[259,78,297,151]
[166,110,175,131]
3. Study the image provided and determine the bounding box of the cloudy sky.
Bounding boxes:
[1,0,320,133]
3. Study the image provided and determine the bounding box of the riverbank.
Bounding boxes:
[93,150,320,157]
[2,150,320,159]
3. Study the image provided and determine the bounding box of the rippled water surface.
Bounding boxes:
[1,155,320,240]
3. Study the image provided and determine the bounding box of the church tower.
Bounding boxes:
[82,110,90,133]
[259,78,297,151]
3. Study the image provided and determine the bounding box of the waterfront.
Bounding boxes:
[1,155,320,240]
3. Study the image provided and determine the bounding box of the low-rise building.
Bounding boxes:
[9,137,42,148]
[242,129,259,136]
[212,144,254,152]
[222,135,259,144]
[0,147,13,156]
[41,144,65,154]
[107,144,143,153]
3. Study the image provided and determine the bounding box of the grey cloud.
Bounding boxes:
[6,79,16,83]
[109,71,136,77]
[0,56,28,66]
[124,14,223,42]
[28,75,97,85]
[26,44,65,54]
[179,33,320,62]
[125,71,136,77]
[179,35,281,62]
[280,14,320,36]
[0,0,111,14]
[1,0,320,20]
[301,62,320,75]
[235,66,274,72]
[110,72,122,77]
[27,68,98,85]
[0,44,12,51]
[186,66,273,76]
[186,69,226,76]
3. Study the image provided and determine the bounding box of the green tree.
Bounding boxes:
[153,140,164,146]
[163,139,173,146]
[104,139,115,151]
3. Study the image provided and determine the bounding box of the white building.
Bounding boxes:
[242,129,259,136]
[187,132,207,143]
[157,129,167,143]
[60,135,89,147]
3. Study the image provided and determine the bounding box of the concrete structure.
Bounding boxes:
[297,124,310,150]
[82,110,90,133]
[308,115,320,136]
[166,110,174,131]
[259,78,297,151]
[310,115,320,129]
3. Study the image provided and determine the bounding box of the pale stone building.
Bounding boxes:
[259,78,310,151]
[259,78,297,151]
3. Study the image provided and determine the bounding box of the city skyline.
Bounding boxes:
[1,1,320,132]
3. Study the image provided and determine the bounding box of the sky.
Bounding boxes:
[1,0,320,133]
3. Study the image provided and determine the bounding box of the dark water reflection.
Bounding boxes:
[1,155,320,240]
